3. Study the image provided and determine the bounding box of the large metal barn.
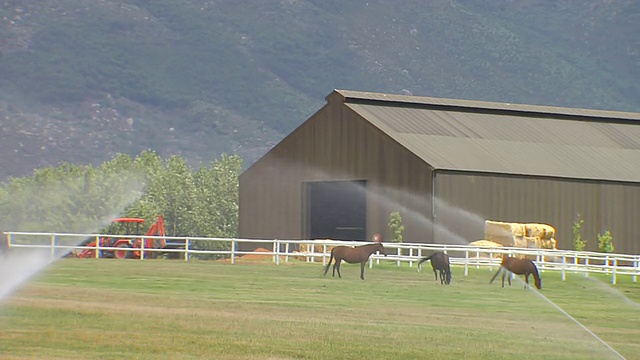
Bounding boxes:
[239,90,640,254]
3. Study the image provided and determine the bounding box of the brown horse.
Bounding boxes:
[417,252,452,285]
[323,242,387,280]
[490,256,542,289]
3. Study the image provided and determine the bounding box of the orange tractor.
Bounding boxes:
[77,215,167,259]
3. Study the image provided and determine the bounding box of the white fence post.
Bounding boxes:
[285,242,290,263]
[409,247,414,268]
[94,235,100,259]
[585,257,589,277]
[464,250,469,277]
[185,238,190,262]
[50,234,56,259]
[230,239,235,264]
[322,243,327,266]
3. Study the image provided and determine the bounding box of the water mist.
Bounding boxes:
[0,170,146,302]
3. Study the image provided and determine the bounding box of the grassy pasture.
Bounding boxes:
[0,258,639,360]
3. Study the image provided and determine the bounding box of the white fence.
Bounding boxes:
[4,231,640,285]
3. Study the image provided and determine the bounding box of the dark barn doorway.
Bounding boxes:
[307,180,367,241]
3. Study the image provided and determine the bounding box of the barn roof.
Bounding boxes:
[332,90,640,182]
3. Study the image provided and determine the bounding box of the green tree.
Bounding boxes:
[388,210,404,243]
[0,150,243,258]
[572,215,586,251]
[190,154,242,258]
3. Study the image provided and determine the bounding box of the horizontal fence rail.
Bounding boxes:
[4,232,639,284]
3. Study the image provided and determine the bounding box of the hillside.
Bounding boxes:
[1,0,638,180]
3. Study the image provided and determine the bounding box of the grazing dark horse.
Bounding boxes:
[323,242,387,280]
[490,256,542,289]
[417,252,452,285]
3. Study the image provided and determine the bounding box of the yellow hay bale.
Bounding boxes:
[512,236,528,248]
[510,223,526,238]
[485,220,558,249]
[535,237,557,250]
[525,224,556,239]
[468,240,503,259]
[484,220,522,246]
[468,240,503,248]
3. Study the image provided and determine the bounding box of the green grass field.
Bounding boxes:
[0,258,638,360]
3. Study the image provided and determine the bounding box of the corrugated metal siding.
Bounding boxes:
[433,172,640,254]
[239,102,436,244]
[346,103,640,182]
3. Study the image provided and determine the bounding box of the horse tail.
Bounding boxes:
[323,249,335,276]
[417,255,433,273]
[531,263,542,289]
[489,266,502,284]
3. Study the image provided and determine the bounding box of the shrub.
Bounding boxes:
[388,210,404,243]
[572,216,586,251]
[597,230,614,253]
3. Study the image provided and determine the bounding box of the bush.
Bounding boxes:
[572,216,586,251]
[597,230,614,253]
[388,210,404,243]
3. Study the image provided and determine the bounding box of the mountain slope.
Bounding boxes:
[0,0,638,179]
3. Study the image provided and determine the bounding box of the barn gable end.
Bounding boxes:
[240,90,640,254]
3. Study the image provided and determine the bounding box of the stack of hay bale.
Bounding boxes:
[483,220,557,250]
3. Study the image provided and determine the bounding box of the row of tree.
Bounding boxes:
[0,151,242,246]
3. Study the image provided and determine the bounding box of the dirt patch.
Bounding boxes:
[239,247,272,261]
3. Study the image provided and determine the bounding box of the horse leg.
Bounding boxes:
[433,270,438,282]
[489,267,502,285]
[501,272,506,287]
[360,261,366,280]
[524,274,530,289]
[336,260,342,278]
[508,272,513,287]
